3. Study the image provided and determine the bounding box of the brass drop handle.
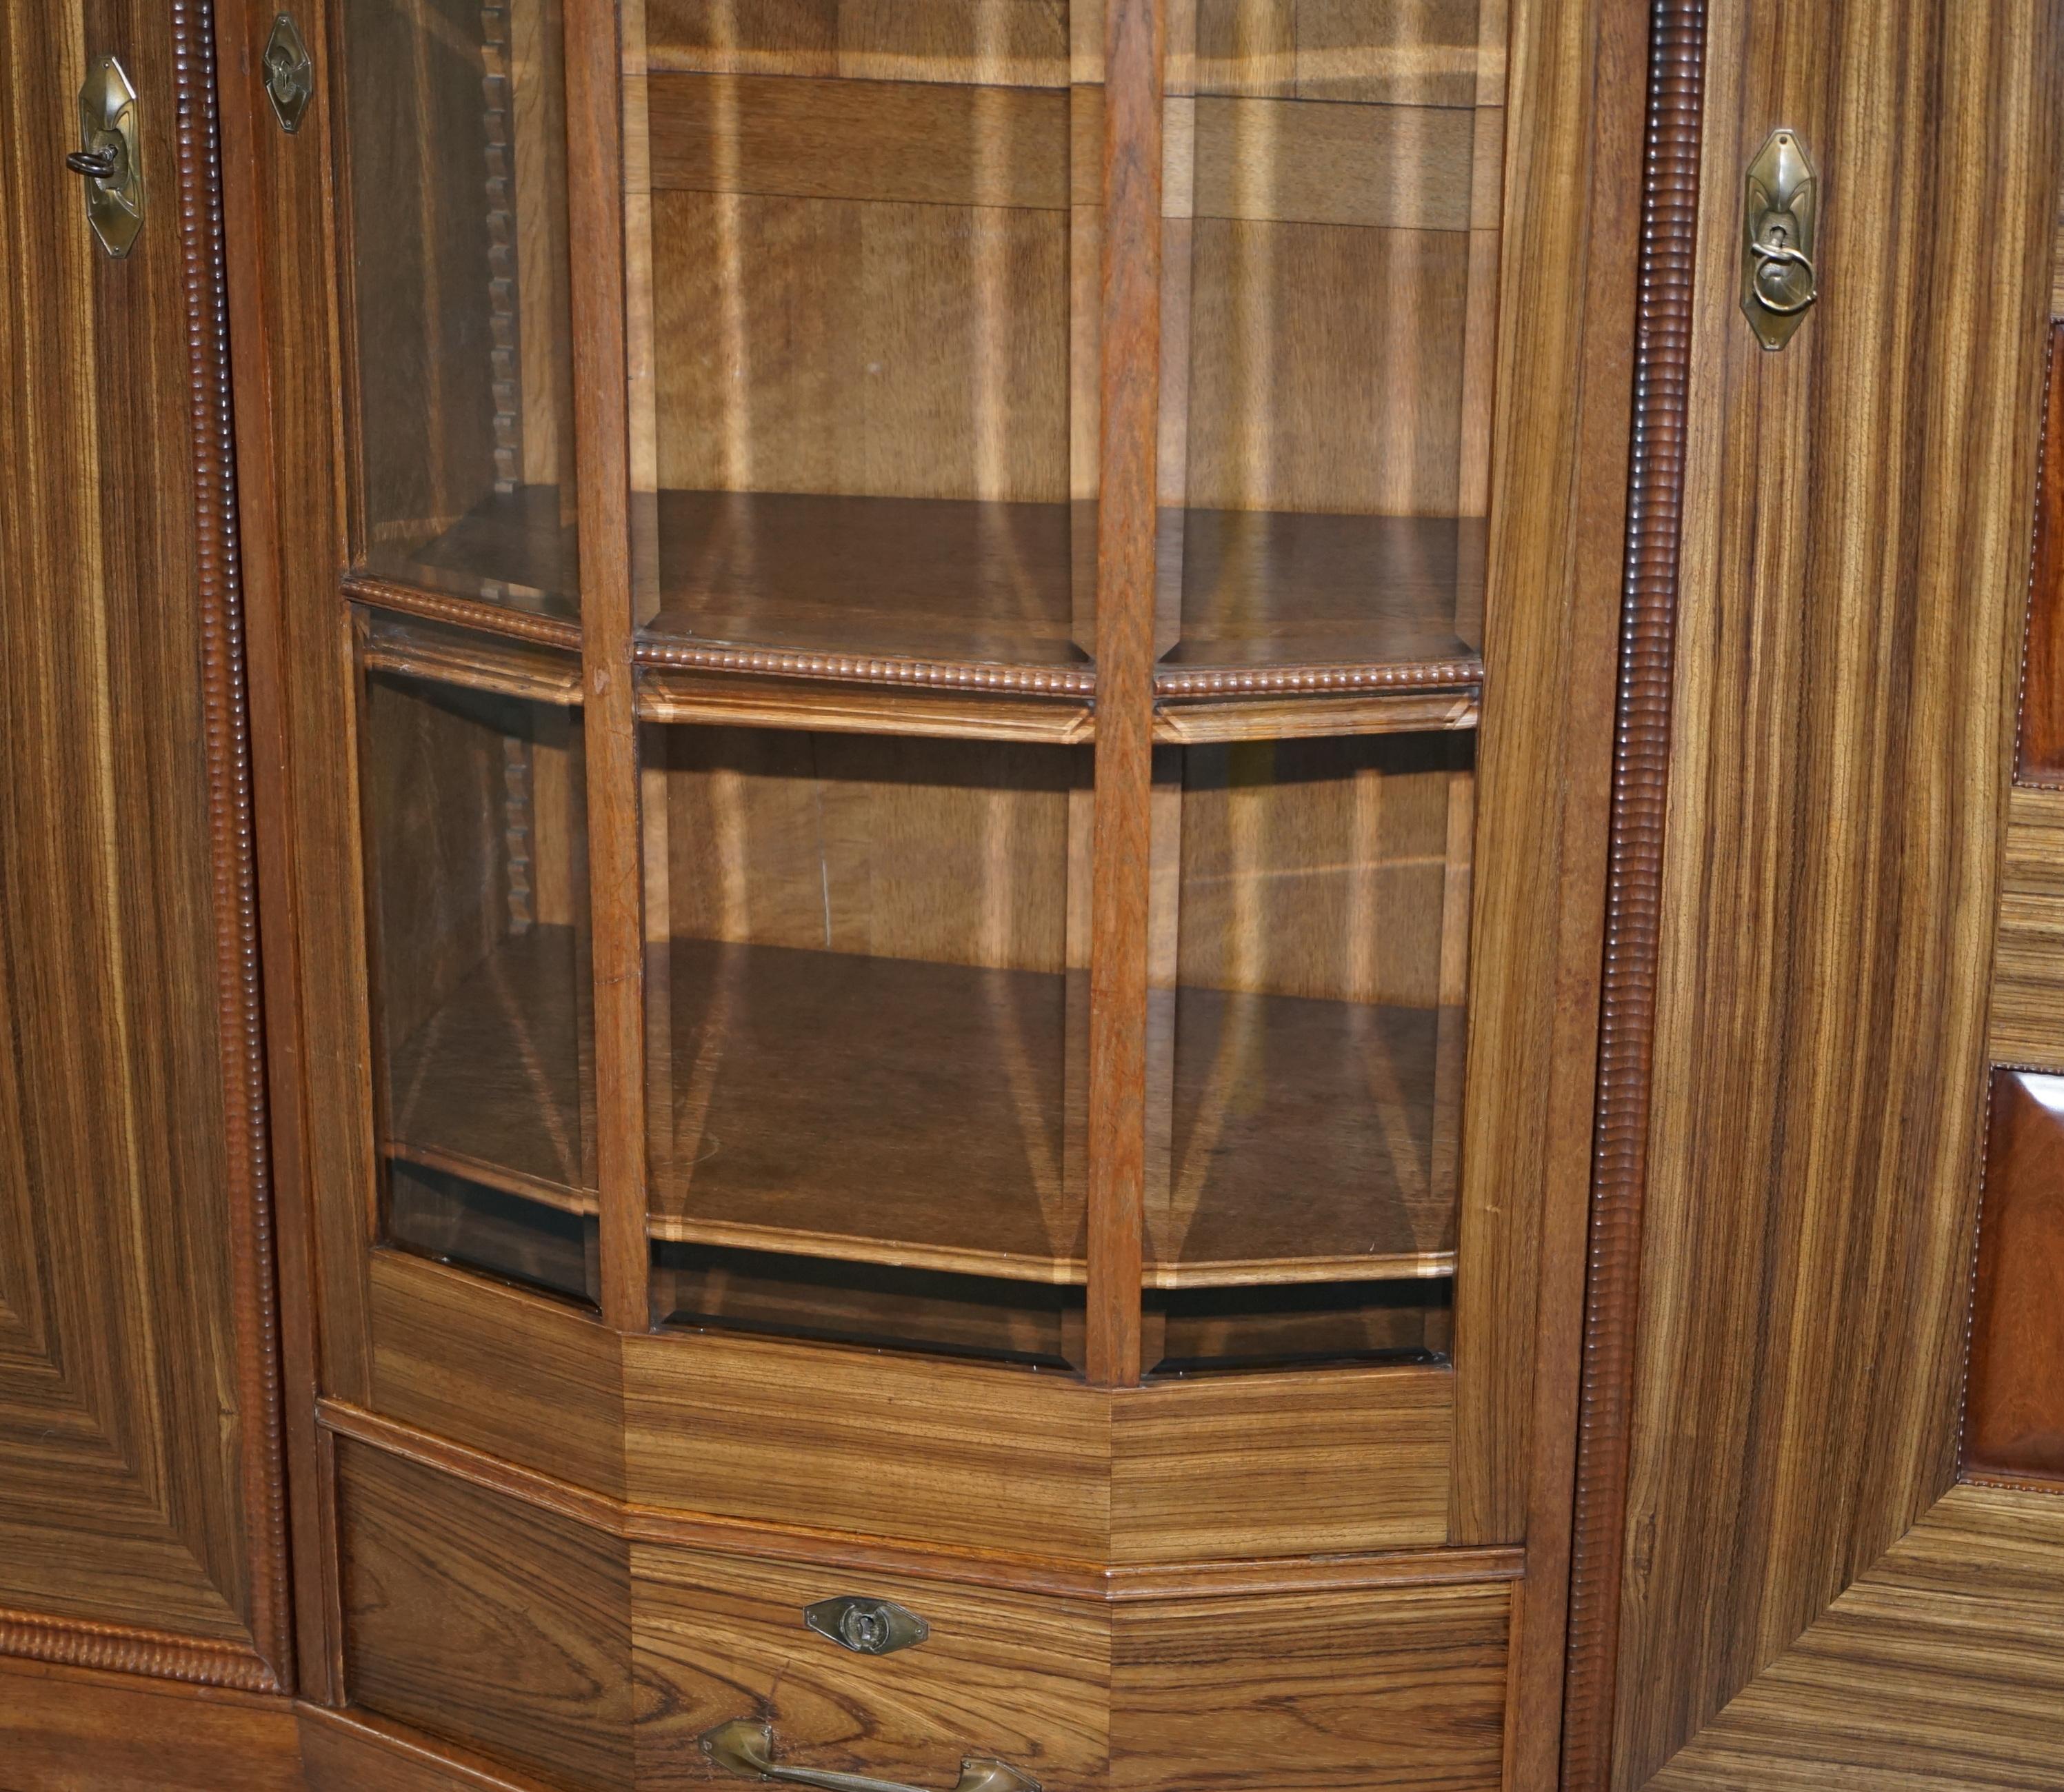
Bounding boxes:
[1740,128,1819,350]
[699,1720,1041,1792]
[1749,229,1816,316]
[65,142,124,181]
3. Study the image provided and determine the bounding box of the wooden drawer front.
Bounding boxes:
[1112,1582,1511,1791]
[338,1440,635,1791]
[337,1433,1507,1791]
[635,1549,1110,1790]
[635,1547,1508,1791]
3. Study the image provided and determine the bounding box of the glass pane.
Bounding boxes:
[1146,1278,1451,1376]
[361,660,595,1305]
[623,3,1098,667]
[655,1246,1084,1369]
[1158,2,1504,672]
[342,0,579,616]
[643,725,1090,1355]
[1147,734,1470,1293]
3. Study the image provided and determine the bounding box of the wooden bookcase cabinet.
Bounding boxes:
[344,0,1490,1369]
[254,0,1627,1783]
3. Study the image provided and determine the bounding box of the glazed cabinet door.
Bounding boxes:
[0,4,289,1693]
[222,0,1647,1785]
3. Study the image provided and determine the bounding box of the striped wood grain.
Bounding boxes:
[1644,1484,2064,1791]
[1595,0,2064,1784]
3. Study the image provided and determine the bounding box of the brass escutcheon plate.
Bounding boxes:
[263,13,314,134]
[74,55,143,258]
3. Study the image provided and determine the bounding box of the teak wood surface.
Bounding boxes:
[1563,0,2064,1788]
[0,0,290,1695]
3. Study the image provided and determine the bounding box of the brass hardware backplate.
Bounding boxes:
[1742,128,1818,350]
[72,55,143,259]
[263,13,314,134]
[804,1594,930,1656]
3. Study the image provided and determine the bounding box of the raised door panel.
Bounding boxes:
[1559,0,2064,1786]
[0,2,285,1687]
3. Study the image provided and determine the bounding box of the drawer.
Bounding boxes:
[336,1435,1511,1792]
[634,1549,1110,1790]
[639,1557,1510,1792]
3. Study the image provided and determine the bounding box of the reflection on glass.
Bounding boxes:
[654,1246,1085,1370]
[623,3,1096,665]
[1160,2,1506,671]
[643,726,1089,1357]
[342,0,579,614]
[1146,1278,1452,1376]
[1148,733,1472,1287]
[390,1161,597,1305]
[361,666,594,1305]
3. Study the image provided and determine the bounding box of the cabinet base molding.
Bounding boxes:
[298,1703,574,1792]
[0,1657,302,1791]
[318,1395,1521,1600]
[0,1603,281,1693]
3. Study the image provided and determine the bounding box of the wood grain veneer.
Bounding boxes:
[337,1438,634,1790]
[368,1251,623,1498]
[0,0,288,1692]
[1109,1580,1510,1791]
[0,1658,303,1792]
[1641,1484,2064,1791]
[623,1329,1111,1557]
[299,1703,575,1792]
[323,1391,1510,1600]
[219,0,368,1696]
[1989,785,2064,1066]
[1572,0,2064,1785]
[317,1410,1505,1789]
[1443,0,1653,1775]
[634,1547,1112,1791]
[1086,0,1163,1388]
[1170,0,1494,107]
[568,0,652,1332]
[1109,1366,1451,1558]
[357,607,588,706]
[638,665,1097,742]
[623,1327,1452,1561]
[1555,0,1705,1780]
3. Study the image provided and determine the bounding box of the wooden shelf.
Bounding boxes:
[379,926,1456,1287]
[383,923,596,1216]
[646,938,1088,1283]
[1156,509,1483,689]
[1150,986,1461,1286]
[373,488,1485,708]
[359,485,581,624]
[645,936,1455,1289]
[637,490,1095,678]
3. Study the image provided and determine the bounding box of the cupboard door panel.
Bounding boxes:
[1565,0,2064,1784]
[0,1,285,1686]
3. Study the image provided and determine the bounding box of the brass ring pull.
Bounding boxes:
[1750,239,1817,315]
[64,144,123,180]
[699,1720,1041,1792]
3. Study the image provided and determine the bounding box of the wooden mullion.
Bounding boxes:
[565,0,648,1332]
[1085,0,1163,1389]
